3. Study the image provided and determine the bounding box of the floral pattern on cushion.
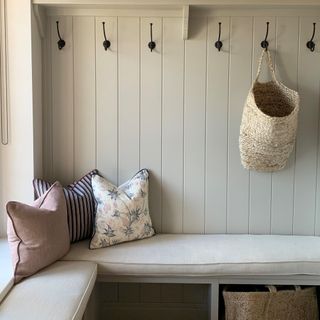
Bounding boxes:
[90,169,155,249]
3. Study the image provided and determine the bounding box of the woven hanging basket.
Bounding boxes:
[223,285,319,320]
[239,49,299,172]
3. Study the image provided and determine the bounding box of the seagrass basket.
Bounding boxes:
[239,49,299,172]
[223,285,318,320]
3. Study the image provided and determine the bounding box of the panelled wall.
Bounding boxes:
[0,0,36,237]
[43,8,320,236]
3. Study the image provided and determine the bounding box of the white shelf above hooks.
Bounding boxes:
[32,0,320,41]
[32,0,320,5]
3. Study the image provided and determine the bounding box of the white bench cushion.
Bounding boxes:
[62,234,320,277]
[0,261,97,320]
[0,240,13,303]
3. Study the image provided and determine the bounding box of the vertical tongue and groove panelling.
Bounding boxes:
[161,17,184,233]
[270,17,299,235]
[249,17,276,235]
[51,16,74,185]
[46,11,320,236]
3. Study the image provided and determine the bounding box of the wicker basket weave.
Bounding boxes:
[239,49,299,172]
[223,285,319,320]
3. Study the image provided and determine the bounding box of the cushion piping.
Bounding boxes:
[62,259,320,266]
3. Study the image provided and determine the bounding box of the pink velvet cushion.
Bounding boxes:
[6,182,70,283]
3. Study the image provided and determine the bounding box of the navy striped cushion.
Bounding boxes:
[33,170,98,243]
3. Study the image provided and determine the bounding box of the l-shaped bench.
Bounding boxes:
[2,234,320,319]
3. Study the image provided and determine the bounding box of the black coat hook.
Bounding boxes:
[148,23,156,52]
[102,22,111,51]
[306,22,316,52]
[56,21,65,50]
[215,22,223,51]
[261,22,270,50]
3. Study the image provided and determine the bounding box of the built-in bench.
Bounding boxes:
[0,240,97,320]
[63,234,320,278]
[2,234,320,320]
[0,261,96,320]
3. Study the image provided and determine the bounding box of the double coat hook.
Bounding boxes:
[215,22,223,51]
[56,21,65,50]
[102,22,111,50]
[148,23,156,52]
[306,23,316,52]
[261,22,270,50]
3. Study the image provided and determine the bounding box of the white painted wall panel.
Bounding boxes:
[227,16,252,234]
[205,16,229,233]
[294,17,320,235]
[43,19,53,181]
[118,17,140,184]
[161,17,184,233]
[140,17,162,232]
[96,17,118,185]
[73,17,96,179]
[45,10,320,236]
[249,17,276,235]
[271,17,299,235]
[183,17,207,233]
[0,0,35,236]
[51,16,74,185]
[32,8,43,180]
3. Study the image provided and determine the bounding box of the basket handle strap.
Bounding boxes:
[266,285,301,292]
[255,49,277,83]
[266,285,277,293]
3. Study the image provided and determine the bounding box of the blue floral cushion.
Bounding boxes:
[90,169,155,249]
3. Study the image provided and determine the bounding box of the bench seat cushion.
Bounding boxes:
[62,234,320,277]
[0,261,97,320]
